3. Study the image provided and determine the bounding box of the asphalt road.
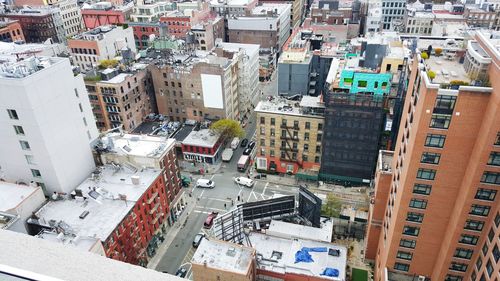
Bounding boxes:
[155,75,285,278]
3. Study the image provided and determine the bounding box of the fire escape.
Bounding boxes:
[279,122,303,168]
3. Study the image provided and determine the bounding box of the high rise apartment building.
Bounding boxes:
[366,31,500,281]
[0,57,98,196]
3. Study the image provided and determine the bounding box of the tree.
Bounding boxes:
[210,119,244,141]
[427,70,436,81]
[421,52,429,60]
[321,193,342,218]
[434,48,443,56]
[98,59,119,69]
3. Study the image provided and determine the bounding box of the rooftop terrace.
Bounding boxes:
[32,165,160,241]
[248,232,347,280]
[425,54,470,84]
[191,239,255,274]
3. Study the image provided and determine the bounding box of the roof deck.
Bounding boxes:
[191,239,255,274]
[425,55,470,84]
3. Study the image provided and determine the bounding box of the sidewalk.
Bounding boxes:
[147,192,197,270]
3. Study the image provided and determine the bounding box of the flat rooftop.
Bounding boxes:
[100,132,176,158]
[0,56,63,79]
[252,3,290,15]
[32,165,160,241]
[266,219,333,243]
[210,0,254,7]
[0,230,182,281]
[36,230,100,253]
[182,129,220,148]
[378,150,393,173]
[191,239,255,274]
[248,232,347,280]
[0,211,18,229]
[425,55,470,84]
[0,182,41,212]
[172,124,195,142]
[104,73,131,84]
[255,97,325,118]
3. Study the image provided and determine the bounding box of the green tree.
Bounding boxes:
[421,52,429,60]
[427,70,436,81]
[210,119,244,141]
[434,48,443,56]
[98,59,119,69]
[321,193,342,218]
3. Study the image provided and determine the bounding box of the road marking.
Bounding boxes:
[209,174,215,180]
[193,210,211,214]
[206,197,231,203]
[198,190,205,200]
[261,182,269,197]
[194,206,226,213]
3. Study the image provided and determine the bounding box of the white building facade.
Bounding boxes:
[48,0,83,37]
[381,0,406,31]
[0,57,98,195]
[365,0,383,33]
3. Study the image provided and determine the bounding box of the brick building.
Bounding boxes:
[84,65,155,132]
[159,2,212,40]
[81,2,132,29]
[254,96,325,175]
[0,20,24,42]
[181,129,223,164]
[366,30,500,281]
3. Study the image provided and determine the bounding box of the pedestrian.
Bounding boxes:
[224,203,227,209]
[237,195,240,201]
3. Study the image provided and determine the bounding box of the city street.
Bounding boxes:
[154,74,284,277]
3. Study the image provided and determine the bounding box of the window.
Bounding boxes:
[399,239,416,249]
[19,140,30,150]
[318,123,323,130]
[396,251,412,260]
[303,144,309,151]
[469,204,490,217]
[270,118,275,126]
[459,234,479,245]
[260,117,265,124]
[482,242,488,255]
[493,244,499,263]
[481,172,500,185]
[425,134,446,148]
[487,152,500,166]
[407,212,424,223]
[496,212,500,227]
[445,275,463,281]
[421,152,441,164]
[486,259,493,277]
[14,125,25,135]
[293,120,299,129]
[464,220,484,231]
[305,122,310,129]
[270,139,275,146]
[316,145,321,153]
[409,198,427,209]
[416,169,436,180]
[449,262,468,272]
[270,128,275,136]
[31,169,41,178]
[488,228,494,242]
[434,94,457,113]
[7,109,18,120]
[403,225,420,236]
[315,156,320,163]
[304,132,309,141]
[413,184,432,195]
[475,188,497,201]
[317,133,322,142]
[495,132,500,145]
[260,139,265,146]
[430,114,451,129]
[260,126,265,135]
[25,155,35,165]
[394,262,409,271]
[476,256,482,269]
[454,248,473,259]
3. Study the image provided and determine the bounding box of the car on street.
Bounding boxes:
[234,177,254,187]
[175,268,187,278]
[242,148,252,155]
[240,138,249,147]
[253,173,267,179]
[196,179,215,188]
[193,233,205,247]
[203,212,218,229]
[247,141,256,150]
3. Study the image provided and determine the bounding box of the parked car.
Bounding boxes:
[196,179,215,188]
[234,177,254,188]
[242,148,252,155]
[193,233,205,247]
[247,141,256,150]
[175,268,187,278]
[240,138,249,147]
[253,173,267,179]
[203,212,219,229]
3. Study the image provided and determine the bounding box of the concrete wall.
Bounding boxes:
[278,60,312,96]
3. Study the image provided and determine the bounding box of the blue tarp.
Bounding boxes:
[294,247,328,263]
[321,268,340,277]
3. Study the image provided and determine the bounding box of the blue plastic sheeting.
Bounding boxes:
[321,268,340,277]
[294,247,328,263]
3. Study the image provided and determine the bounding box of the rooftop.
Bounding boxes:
[0,182,41,212]
[0,56,63,79]
[0,41,67,63]
[255,96,325,118]
[0,230,182,281]
[266,219,333,243]
[377,150,393,174]
[191,239,255,274]
[252,3,290,16]
[0,211,18,229]
[209,0,254,7]
[71,25,123,41]
[215,41,260,57]
[425,54,470,84]
[248,232,347,280]
[36,230,101,253]
[31,165,161,241]
[182,129,220,148]
[98,132,176,159]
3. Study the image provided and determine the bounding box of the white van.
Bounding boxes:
[196,179,215,188]
[230,137,240,150]
[234,177,254,188]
